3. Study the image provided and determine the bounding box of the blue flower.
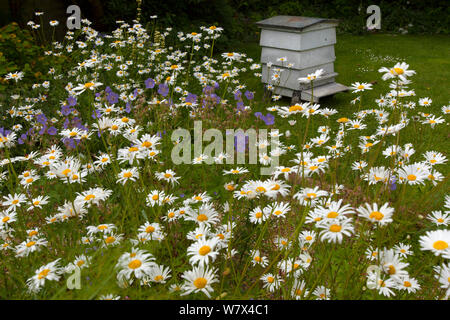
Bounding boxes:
[244,90,254,100]
[158,83,169,97]
[67,96,77,107]
[145,78,155,89]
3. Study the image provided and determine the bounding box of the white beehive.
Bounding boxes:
[256,15,348,102]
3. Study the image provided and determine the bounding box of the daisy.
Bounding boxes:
[314,199,355,222]
[423,151,447,166]
[394,275,421,294]
[379,248,409,277]
[28,195,50,211]
[138,222,164,240]
[397,163,429,185]
[155,169,180,186]
[117,167,139,185]
[378,62,416,82]
[294,187,329,207]
[65,255,91,273]
[0,210,17,226]
[187,237,220,267]
[94,153,111,167]
[291,279,309,300]
[393,243,413,258]
[367,273,396,297]
[313,286,331,300]
[317,217,354,244]
[72,81,103,95]
[357,202,395,225]
[249,249,269,267]
[350,82,373,93]
[26,259,62,293]
[102,232,124,247]
[15,237,48,257]
[419,230,450,257]
[418,97,432,107]
[223,167,249,175]
[299,230,317,248]
[434,263,450,290]
[268,202,291,218]
[260,273,283,292]
[144,264,172,284]
[98,294,121,300]
[184,203,220,226]
[181,265,218,298]
[3,193,27,211]
[249,206,270,224]
[116,249,156,281]
[298,69,324,83]
[427,211,450,226]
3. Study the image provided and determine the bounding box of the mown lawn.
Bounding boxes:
[232,33,450,174]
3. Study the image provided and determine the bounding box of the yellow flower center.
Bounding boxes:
[388,265,396,275]
[305,236,313,241]
[369,211,384,221]
[84,82,95,88]
[329,224,342,232]
[289,105,303,112]
[199,245,211,256]
[105,236,115,244]
[26,241,36,247]
[433,240,448,250]
[256,186,267,193]
[267,276,274,283]
[194,277,207,289]
[327,211,339,219]
[154,275,164,282]
[403,281,411,287]
[197,214,208,222]
[407,174,416,181]
[84,194,95,201]
[255,212,263,219]
[390,67,404,75]
[128,259,142,269]
[123,172,132,178]
[77,260,85,267]
[38,269,50,279]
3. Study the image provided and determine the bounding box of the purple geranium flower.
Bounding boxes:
[145,78,155,89]
[244,90,254,100]
[67,96,77,107]
[47,126,57,135]
[158,83,169,97]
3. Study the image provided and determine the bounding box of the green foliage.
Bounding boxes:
[0,23,45,91]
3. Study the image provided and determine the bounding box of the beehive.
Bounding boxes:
[256,15,348,102]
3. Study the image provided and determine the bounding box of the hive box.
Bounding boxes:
[256,15,348,102]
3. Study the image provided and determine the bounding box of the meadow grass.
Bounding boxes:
[0,19,449,301]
